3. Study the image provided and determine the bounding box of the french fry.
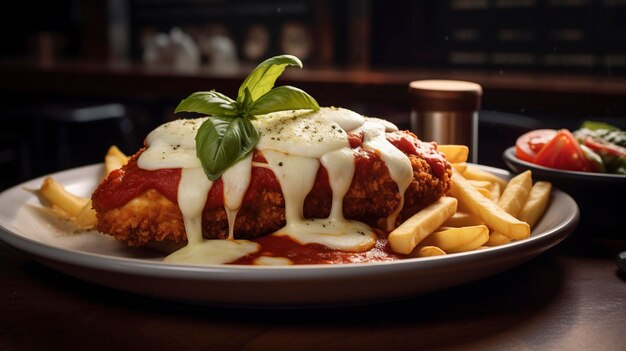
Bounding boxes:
[38,145,126,228]
[464,164,508,190]
[76,200,97,229]
[105,145,129,174]
[489,182,501,203]
[468,180,493,190]
[488,171,532,240]
[414,246,446,257]
[497,170,532,217]
[485,231,512,246]
[39,177,89,217]
[451,162,467,174]
[475,186,491,198]
[38,177,96,229]
[106,145,128,161]
[389,196,458,254]
[443,211,485,227]
[519,181,552,229]
[437,145,469,163]
[449,168,530,240]
[420,225,489,253]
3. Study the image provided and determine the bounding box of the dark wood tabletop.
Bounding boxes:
[1,232,624,351]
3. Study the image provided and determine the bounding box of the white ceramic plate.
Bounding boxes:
[0,164,579,308]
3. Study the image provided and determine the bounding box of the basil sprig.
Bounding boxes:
[174,55,320,181]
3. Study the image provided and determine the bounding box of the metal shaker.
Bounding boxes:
[409,80,482,163]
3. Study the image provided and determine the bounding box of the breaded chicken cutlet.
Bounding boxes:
[92,136,451,247]
[91,106,452,253]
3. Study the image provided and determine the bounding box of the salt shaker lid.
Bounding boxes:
[409,80,482,112]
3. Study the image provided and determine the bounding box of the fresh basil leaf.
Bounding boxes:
[237,55,302,103]
[239,87,254,117]
[177,55,319,181]
[195,116,259,181]
[175,91,237,116]
[248,86,320,116]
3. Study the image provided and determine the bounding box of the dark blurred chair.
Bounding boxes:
[31,103,136,170]
[0,130,32,189]
[0,102,137,182]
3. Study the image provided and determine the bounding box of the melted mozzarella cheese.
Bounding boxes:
[357,121,413,230]
[263,148,376,251]
[164,166,260,264]
[263,150,319,220]
[176,167,212,245]
[138,118,207,170]
[140,120,260,265]
[320,148,355,220]
[138,107,412,262]
[364,116,399,132]
[273,218,376,252]
[222,153,253,239]
[319,106,365,131]
[163,240,260,265]
[253,108,351,158]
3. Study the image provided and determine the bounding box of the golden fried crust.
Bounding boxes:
[95,153,451,247]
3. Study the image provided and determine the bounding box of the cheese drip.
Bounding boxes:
[264,150,376,252]
[138,118,207,170]
[139,119,260,265]
[163,167,260,265]
[222,153,253,240]
[357,120,413,230]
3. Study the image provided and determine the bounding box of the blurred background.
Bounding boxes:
[1,0,625,189]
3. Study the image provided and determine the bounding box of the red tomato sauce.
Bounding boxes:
[386,131,448,178]
[92,154,181,210]
[232,230,406,265]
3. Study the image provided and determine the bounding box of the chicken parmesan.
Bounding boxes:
[91,107,452,265]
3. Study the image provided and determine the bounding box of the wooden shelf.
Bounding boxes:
[1,59,625,121]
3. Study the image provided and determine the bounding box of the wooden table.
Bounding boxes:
[1,233,624,350]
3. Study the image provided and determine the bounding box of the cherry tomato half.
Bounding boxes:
[534,129,592,172]
[515,129,557,162]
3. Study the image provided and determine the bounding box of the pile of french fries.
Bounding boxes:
[39,143,551,259]
[389,145,552,257]
[37,146,129,230]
